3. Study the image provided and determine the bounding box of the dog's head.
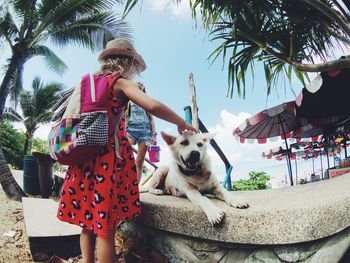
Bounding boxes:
[161,131,216,172]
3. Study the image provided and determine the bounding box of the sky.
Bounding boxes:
[1,0,335,184]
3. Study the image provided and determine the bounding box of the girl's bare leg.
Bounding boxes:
[80,229,96,263]
[136,141,147,182]
[96,229,116,263]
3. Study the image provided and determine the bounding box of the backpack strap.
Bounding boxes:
[105,72,121,88]
[125,100,131,123]
[105,72,124,160]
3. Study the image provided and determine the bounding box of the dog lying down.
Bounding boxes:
[148,131,249,225]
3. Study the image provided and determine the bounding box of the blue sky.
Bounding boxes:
[1,0,329,183]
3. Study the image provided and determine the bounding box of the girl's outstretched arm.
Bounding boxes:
[114,78,197,134]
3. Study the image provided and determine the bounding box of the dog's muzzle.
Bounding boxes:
[181,150,200,170]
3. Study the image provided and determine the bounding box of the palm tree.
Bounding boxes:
[125,0,350,98]
[4,77,63,157]
[187,0,350,98]
[0,0,130,114]
[0,0,131,200]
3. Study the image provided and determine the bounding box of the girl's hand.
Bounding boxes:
[151,134,157,145]
[177,120,198,134]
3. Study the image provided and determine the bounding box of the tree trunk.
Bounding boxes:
[0,147,27,201]
[0,57,18,117]
[23,134,30,157]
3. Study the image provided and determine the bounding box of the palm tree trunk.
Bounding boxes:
[0,56,18,117]
[23,135,30,157]
[0,148,27,201]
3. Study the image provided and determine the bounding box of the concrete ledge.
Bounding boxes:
[140,173,350,245]
[22,197,81,260]
[22,197,81,237]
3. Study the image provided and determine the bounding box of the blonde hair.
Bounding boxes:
[98,55,140,78]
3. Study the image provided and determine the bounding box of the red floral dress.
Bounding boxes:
[57,79,140,238]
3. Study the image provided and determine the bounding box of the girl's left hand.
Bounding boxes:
[177,121,198,134]
[151,134,157,145]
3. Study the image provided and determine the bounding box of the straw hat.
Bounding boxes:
[98,38,146,72]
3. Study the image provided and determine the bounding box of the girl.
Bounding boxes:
[57,38,197,263]
[126,82,157,183]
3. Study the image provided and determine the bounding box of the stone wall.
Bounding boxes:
[121,223,349,262]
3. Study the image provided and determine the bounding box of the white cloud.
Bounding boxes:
[147,0,191,19]
[204,110,286,181]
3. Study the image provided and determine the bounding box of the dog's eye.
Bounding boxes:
[197,143,203,147]
[180,140,189,146]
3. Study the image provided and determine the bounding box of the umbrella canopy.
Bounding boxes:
[295,68,350,119]
[262,146,289,159]
[233,99,349,186]
[232,101,300,143]
[233,101,300,185]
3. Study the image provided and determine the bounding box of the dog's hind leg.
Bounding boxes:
[148,166,169,195]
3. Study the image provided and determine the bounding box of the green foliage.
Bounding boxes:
[4,77,63,155]
[232,171,271,191]
[0,0,132,114]
[0,121,25,169]
[32,137,48,153]
[190,0,350,98]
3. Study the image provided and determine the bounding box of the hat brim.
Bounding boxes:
[98,48,146,72]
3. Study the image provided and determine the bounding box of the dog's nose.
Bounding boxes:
[188,151,200,163]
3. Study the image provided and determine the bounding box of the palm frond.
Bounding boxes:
[35,111,54,124]
[33,82,63,116]
[19,90,34,117]
[34,45,67,74]
[10,65,23,108]
[37,0,65,19]
[2,107,23,122]
[0,11,19,46]
[12,0,36,18]
[122,0,139,18]
[46,12,132,50]
[31,76,43,93]
[32,0,129,49]
[190,0,350,98]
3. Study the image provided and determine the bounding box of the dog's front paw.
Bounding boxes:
[227,196,249,209]
[149,188,164,195]
[206,206,225,225]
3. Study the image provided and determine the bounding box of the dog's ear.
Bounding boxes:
[161,131,177,145]
[201,132,217,142]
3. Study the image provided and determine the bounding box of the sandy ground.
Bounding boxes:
[0,170,156,263]
[0,180,33,263]
[0,170,81,263]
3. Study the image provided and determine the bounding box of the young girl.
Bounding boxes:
[57,38,197,263]
[126,82,157,183]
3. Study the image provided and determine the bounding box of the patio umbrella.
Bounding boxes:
[295,68,350,119]
[262,146,300,184]
[233,101,300,186]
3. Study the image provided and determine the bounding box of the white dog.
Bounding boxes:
[148,131,249,225]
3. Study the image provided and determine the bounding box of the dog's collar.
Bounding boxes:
[177,164,200,176]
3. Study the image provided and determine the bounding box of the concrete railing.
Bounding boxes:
[125,174,350,262]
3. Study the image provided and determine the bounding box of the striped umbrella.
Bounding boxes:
[233,101,301,186]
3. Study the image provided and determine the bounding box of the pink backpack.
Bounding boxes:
[48,73,121,165]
